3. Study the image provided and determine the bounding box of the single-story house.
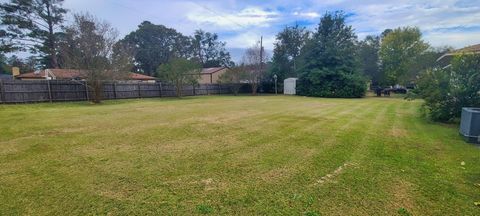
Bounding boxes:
[15,69,157,83]
[437,44,480,68]
[198,67,228,84]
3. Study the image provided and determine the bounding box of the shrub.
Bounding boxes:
[415,54,480,122]
[297,68,366,98]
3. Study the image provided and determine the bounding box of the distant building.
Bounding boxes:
[15,69,157,82]
[284,78,298,95]
[437,44,480,68]
[198,67,228,84]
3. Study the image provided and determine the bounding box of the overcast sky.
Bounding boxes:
[17,0,480,62]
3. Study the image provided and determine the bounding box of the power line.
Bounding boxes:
[106,0,175,25]
[191,2,246,29]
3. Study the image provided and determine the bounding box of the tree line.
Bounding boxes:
[0,0,238,102]
[1,1,477,117]
[268,11,453,98]
[0,0,233,76]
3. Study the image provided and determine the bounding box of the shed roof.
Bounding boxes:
[200,67,226,74]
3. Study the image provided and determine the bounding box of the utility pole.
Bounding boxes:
[260,36,263,70]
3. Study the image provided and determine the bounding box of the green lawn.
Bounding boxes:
[0,96,479,215]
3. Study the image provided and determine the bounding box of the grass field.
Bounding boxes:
[0,95,479,215]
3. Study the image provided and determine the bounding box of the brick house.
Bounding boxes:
[15,69,157,82]
[198,67,228,84]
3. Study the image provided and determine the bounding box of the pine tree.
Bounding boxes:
[0,0,67,68]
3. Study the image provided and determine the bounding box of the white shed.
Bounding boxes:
[283,78,298,95]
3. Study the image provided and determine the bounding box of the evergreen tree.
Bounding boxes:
[297,11,366,98]
[0,0,67,68]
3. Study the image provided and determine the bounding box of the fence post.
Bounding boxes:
[158,82,163,97]
[84,81,89,101]
[193,84,195,96]
[137,82,141,98]
[113,82,117,99]
[206,84,209,95]
[46,80,53,102]
[0,80,5,104]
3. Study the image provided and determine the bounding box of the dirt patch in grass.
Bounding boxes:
[391,128,408,137]
[260,167,294,182]
[96,176,144,201]
[199,178,227,191]
[388,179,417,215]
[315,163,356,185]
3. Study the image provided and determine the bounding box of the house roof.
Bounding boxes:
[201,67,226,74]
[128,72,157,80]
[16,69,157,80]
[455,44,480,53]
[437,43,480,62]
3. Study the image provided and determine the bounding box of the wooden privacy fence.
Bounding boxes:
[0,80,245,103]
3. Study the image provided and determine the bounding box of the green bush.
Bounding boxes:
[297,68,366,98]
[415,54,480,122]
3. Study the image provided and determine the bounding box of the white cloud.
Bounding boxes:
[333,0,480,48]
[424,31,480,48]
[293,11,321,18]
[187,7,279,30]
[225,32,276,50]
[10,0,480,61]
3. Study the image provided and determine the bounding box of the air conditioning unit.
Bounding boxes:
[460,107,480,144]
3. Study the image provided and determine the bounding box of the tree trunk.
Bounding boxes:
[251,83,258,95]
[45,2,58,68]
[233,84,240,96]
[175,81,182,98]
[92,80,103,103]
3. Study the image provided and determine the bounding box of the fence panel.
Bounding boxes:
[0,80,245,104]
[114,83,139,99]
[3,80,49,103]
[50,80,86,101]
[138,83,161,98]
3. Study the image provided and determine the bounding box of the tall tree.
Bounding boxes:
[297,11,366,98]
[358,35,381,85]
[119,21,192,76]
[59,13,133,103]
[157,58,200,97]
[243,42,268,95]
[0,0,67,68]
[379,26,429,85]
[270,24,309,81]
[192,30,233,68]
